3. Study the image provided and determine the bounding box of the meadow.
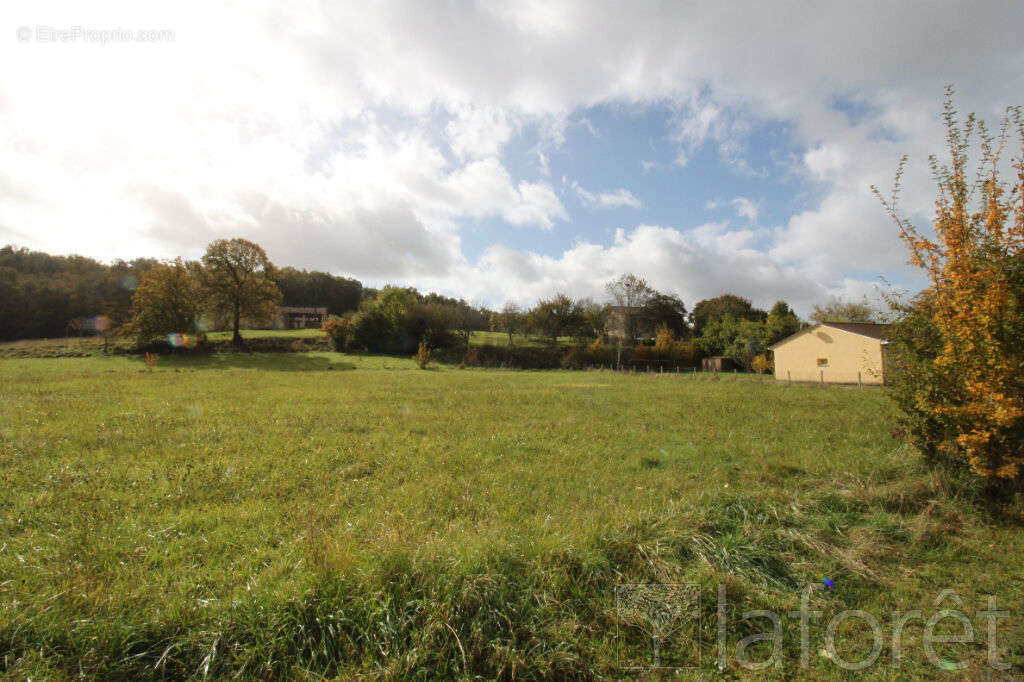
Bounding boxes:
[0,329,563,359]
[1,352,1021,678]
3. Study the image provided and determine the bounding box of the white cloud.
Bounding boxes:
[449,223,838,315]
[804,144,849,179]
[0,0,1021,310]
[731,197,759,222]
[535,150,551,176]
[571,181,643,209]
[445,105,518,160]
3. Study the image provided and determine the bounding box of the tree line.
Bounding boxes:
[0,242,361,343]
[2,239,881,368]
[0,245,157,341]
[481,276,876,371]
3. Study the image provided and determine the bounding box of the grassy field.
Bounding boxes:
[205,328,325,341]
[469,330,575,347]
[1,354,1021,678]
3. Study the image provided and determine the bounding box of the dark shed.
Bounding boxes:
[701,356,736,372]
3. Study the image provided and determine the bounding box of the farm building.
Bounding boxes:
[770,322,890,385]
[604,305,636,341]
[274,306,327,329]
[701,356,736,372]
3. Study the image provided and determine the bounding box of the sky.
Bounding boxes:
[2,1,1023,315]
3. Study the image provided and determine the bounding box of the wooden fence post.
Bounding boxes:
[820,370,824,386]
[787,370,791,384]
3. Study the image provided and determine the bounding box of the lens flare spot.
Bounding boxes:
[168,333,199,349]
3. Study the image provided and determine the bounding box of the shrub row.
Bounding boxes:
[450,342,704,371]
[136,335,332,355]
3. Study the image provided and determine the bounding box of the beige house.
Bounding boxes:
[770,322,890,385]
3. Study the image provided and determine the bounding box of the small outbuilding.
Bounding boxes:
[274,306,327,329]
[769,322,890,385]
[701,356,736,372]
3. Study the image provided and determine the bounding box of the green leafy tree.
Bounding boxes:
[373,286,420,325]
[764,300,802,346]
[809,297,877,323]
[348,308,392,352]
[491,301,523,346]
[690,294,765,336]
[128,259,198,346]
[529,294,584,346]
[643,293,689,338]
[199,238,281,345]
[698,315,767,369]
[577,299,610,342]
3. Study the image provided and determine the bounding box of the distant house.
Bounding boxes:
[770,322,890,385]
[274,306,327,329]
[605,305,651,342]
[701,356,736,372]
[604,306,630,341]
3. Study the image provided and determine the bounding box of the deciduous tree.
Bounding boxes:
[765,300,802,346]
[689,294,764,336]
[199,238,281,345]
[644,293,689,338]
[605,273,655,343]
[492,301,523,346]
[809,298,877,324]
[529,294,584,346]
[128,259,198,346]
[875,89,1024,493]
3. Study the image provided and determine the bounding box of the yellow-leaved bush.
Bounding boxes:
[876,89,1024,494]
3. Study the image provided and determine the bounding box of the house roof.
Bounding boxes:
[768,321,890,349]
[278,306,327,314]
[819,322,890,340]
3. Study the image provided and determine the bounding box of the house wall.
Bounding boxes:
[604,307,630,341]
[773,327,885,384]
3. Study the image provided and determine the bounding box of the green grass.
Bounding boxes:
[1,354,1021,678]
[469,330,575,347]
[0,335,134,358]
[205,328,325,340]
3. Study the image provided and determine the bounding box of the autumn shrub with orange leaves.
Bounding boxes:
[320,317,351,351]
[875,88,1024,498]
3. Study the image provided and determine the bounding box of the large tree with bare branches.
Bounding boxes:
[605,273,655,344]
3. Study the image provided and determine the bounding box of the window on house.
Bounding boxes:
[816,358,828,366]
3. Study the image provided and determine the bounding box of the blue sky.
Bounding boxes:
[459,104,809,262]
[2,1,1021,315]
